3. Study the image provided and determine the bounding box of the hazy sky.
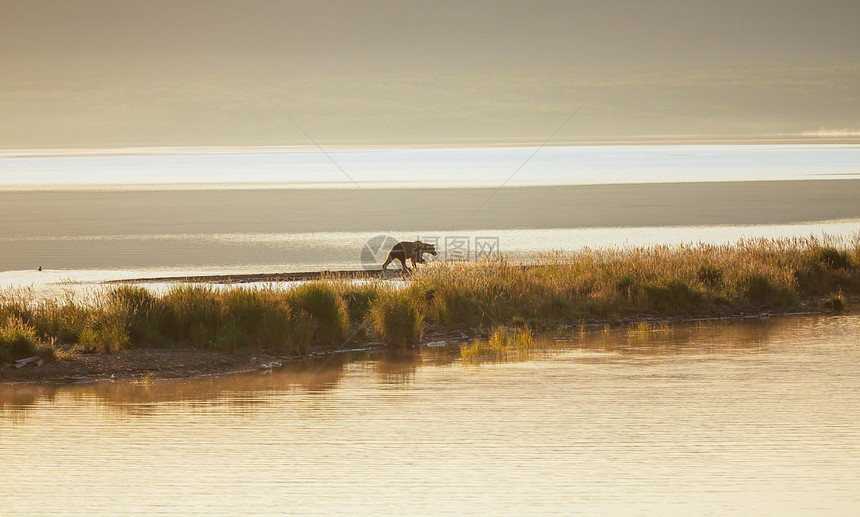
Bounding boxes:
[2,0,859,148]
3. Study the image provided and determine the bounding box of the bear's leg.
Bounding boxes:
[382,253,394,270]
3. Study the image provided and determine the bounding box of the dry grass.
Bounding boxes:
[409,235,859,325]
[0,315,56,362]
[371,293,423,346]
[1,235,857,360]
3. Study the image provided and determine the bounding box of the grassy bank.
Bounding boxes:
[2,236,858,363]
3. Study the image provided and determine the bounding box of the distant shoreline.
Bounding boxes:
[3,137,860,157]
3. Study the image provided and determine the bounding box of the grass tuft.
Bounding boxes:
[0,316,55,362]
[461,326,535,362]
[806,245,852,271]
[160,285,221,348]
[218,287,293,351]
[821,290,847,313]
[288,283,349,345]
[338,283,382,323]
[371,294,423,345]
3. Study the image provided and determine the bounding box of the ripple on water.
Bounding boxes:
[2,314,860,516]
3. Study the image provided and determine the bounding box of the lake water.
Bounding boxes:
[6,144,860,190]
[2,145,859,514]
[2,313,859,516]
[1,144,858,295]
[3,144,860,190]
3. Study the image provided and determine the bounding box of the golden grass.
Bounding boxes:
[1,235,857,359]
[407,235,859,327]
[371,293,423,346]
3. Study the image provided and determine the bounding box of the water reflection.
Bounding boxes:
[0,313,833,419]
[0,384,59,424]
[573,317,781,356]
[2,314,859,516]
[372,348,425,384]
[0,346,462,421]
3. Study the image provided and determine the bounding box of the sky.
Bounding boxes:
[2,0,859,148]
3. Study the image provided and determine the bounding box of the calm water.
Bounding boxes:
[3,144,859,190]
[2,314,859,515]
[1,144,859,295]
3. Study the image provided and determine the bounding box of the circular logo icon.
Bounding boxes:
[360,234,399,270]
